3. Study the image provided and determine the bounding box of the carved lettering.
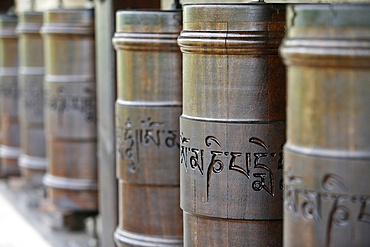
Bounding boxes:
[0,82,18,98]
[284,171,370,246]
[22,82,43,116]
[180,134,284,201]
[116,116,179,173]
[45,86,96,122]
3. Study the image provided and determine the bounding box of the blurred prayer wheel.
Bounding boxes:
[16,12,46,186]
[0,14,20,177]
[178,4,286,246]
[41,9,98,212]
[113,10,183,246]
[280,4,370,247]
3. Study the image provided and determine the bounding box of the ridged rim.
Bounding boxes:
[41,9,94,35]
[0,145,20,159]
[178,3,285,55]
[112,33,180,52]
[280,4,370,67]
[16,12,43,34]
[43,174,97,190]
[114,228,183,247]
[18,154,47,170]
[0,15,17,38]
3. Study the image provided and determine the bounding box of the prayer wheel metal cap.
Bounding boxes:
[16,12,43,34]
[113,10,182,51]
[41,9,94,35]
[115,10,182,33]
[0,15,17,38]
[178,3,286,55]
[281,4,370,67]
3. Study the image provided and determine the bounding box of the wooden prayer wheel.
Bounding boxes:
[280,4,370,247]
[16,12,46,186]
[41,9,98,212]
[178,4,286,246]
[0,14,20,178]
[113,10,183,246]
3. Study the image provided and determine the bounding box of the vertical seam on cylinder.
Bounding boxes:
[226,21,230,246]
[226,21,230,225]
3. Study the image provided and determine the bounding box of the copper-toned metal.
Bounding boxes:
[0,14,20,177]
[41,9,98,212]
[178,4,286,246]
[16,12,46,187]
[113,10,183,246]
[280,4,370,247]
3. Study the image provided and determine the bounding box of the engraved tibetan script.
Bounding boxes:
[116,116,179,173]
[45,86,96,122]
[285,170,370,246]
[180,134,283,201]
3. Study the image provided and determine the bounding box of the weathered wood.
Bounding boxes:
[16,11,46,187]
[280,4,370,247]
[0,14,20,178]
[41,9,98,213]
[113,10,183,247]
[178,4,286,246]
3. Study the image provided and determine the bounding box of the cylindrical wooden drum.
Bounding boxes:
[113,10,183,246]
[178,4,286,246]
[280,4,370,247]
[16,11,46,186]
[41,9,98,212]
[0,14,20,178]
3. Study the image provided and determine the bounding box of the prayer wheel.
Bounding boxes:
[41,9,98,212]
[280,4,370,247]
[178,4,286,246]
[113,10,183,246]
[0,14,20,177]
[16,12,46,186]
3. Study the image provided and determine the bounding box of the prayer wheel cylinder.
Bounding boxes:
[280,4,370,247]
[178,4,286,246]
[0,14,20,177]
[41,9,98,212]
[16,12,46,186]
[113,10,183,246]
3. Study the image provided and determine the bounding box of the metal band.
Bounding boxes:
[116,99,181,108]
[0,145,20,159]
[18,67,44,75]
[43,174,97,190]
[18,154,46,170]
[284,143,370,160]
[114,228,183,247]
